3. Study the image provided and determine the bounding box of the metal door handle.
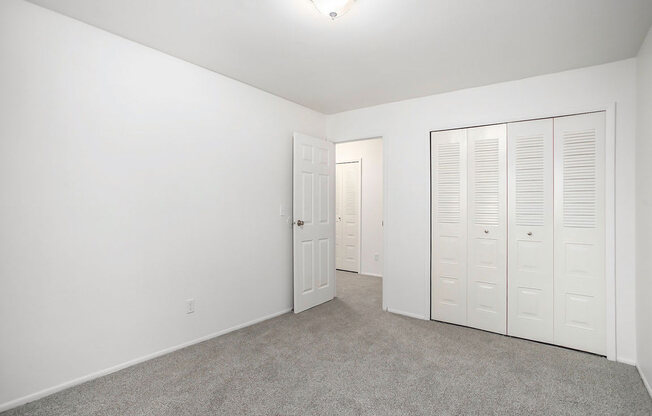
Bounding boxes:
[296,220,305,227]
[527,232,533,236]
[484,229,489,234]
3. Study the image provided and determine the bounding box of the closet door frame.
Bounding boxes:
[428,103,616,361]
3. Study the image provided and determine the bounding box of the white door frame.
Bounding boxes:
[336,158,362,273]
[333,138,386,310]
[427,103,617,361]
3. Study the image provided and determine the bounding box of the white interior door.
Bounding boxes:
[467,124,507,334]
[507,119,554,343]
[431,129,468,325]
[336,161,360,272]
[293,133,336,313]
[553,112,606,354]
[336,164,343,270]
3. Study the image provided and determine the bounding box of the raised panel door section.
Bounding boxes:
[337,162,360,272]
[554,112,606,354]
[507,119,554,343]
[467,124,507,334]
[431,129,468,325]
[336,164,343,269]
[293,133,336,313]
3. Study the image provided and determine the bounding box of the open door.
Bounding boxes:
[293,133,336,313]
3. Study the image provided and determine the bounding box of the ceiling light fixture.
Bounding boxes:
[311,0,355,20]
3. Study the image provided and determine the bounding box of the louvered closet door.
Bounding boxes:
[507,119,554,343]
[554,112,606,355]
[467,124,507,334]
[431,129,467,325]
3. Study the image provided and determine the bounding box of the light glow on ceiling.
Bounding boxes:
[311,0,355,20]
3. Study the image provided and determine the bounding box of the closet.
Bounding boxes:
[430,112,606,355]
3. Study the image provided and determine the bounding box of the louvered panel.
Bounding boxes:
[507,118,553,344]
[515,135,545,226]
[554,112,606,355]
[563,130,597,228]
[473,138,499,226]
[467,124,506,334]
[437,142,461,223]
[431,129,467,326]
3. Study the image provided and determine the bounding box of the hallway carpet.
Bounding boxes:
[4,271,651,415]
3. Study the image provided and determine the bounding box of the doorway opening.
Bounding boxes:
[335,138,384,286]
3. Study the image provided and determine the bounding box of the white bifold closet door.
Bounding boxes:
[431,112,606,354]
[554,112,606,355]
[467,125,507,334]
[431,129,468,325]
[507,119,554,343]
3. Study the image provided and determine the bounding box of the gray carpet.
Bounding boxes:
[4,271,651,416]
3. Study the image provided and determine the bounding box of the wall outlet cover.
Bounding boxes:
[186,299,195,314]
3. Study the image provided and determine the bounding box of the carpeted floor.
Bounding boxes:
[4,271,652,415]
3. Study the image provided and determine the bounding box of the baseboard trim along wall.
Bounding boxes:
[0,308,292,413]
[361,272,383,278]
[387,308,428,321]
[638,365,652,399]
[618,357,637,366]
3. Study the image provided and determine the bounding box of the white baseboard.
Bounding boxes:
[360,272,382,278]
[0,307,292,413]
[387,307,428,321]
[617,357,637,366]
[638,364,652,399]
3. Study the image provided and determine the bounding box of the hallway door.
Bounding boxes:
[336,161,360,272]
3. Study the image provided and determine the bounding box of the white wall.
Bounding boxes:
[336,139,383,277]
[327,59,638,364]
[0,0,325,409]
[636,25,652,395]
[0,0,646,408]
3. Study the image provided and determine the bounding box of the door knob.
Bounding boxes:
[484,229,489,234]
[527,232,533,236]
[296,220,305,227]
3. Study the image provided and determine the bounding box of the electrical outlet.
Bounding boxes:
[374,253,380,261]
[186,299,195,314]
